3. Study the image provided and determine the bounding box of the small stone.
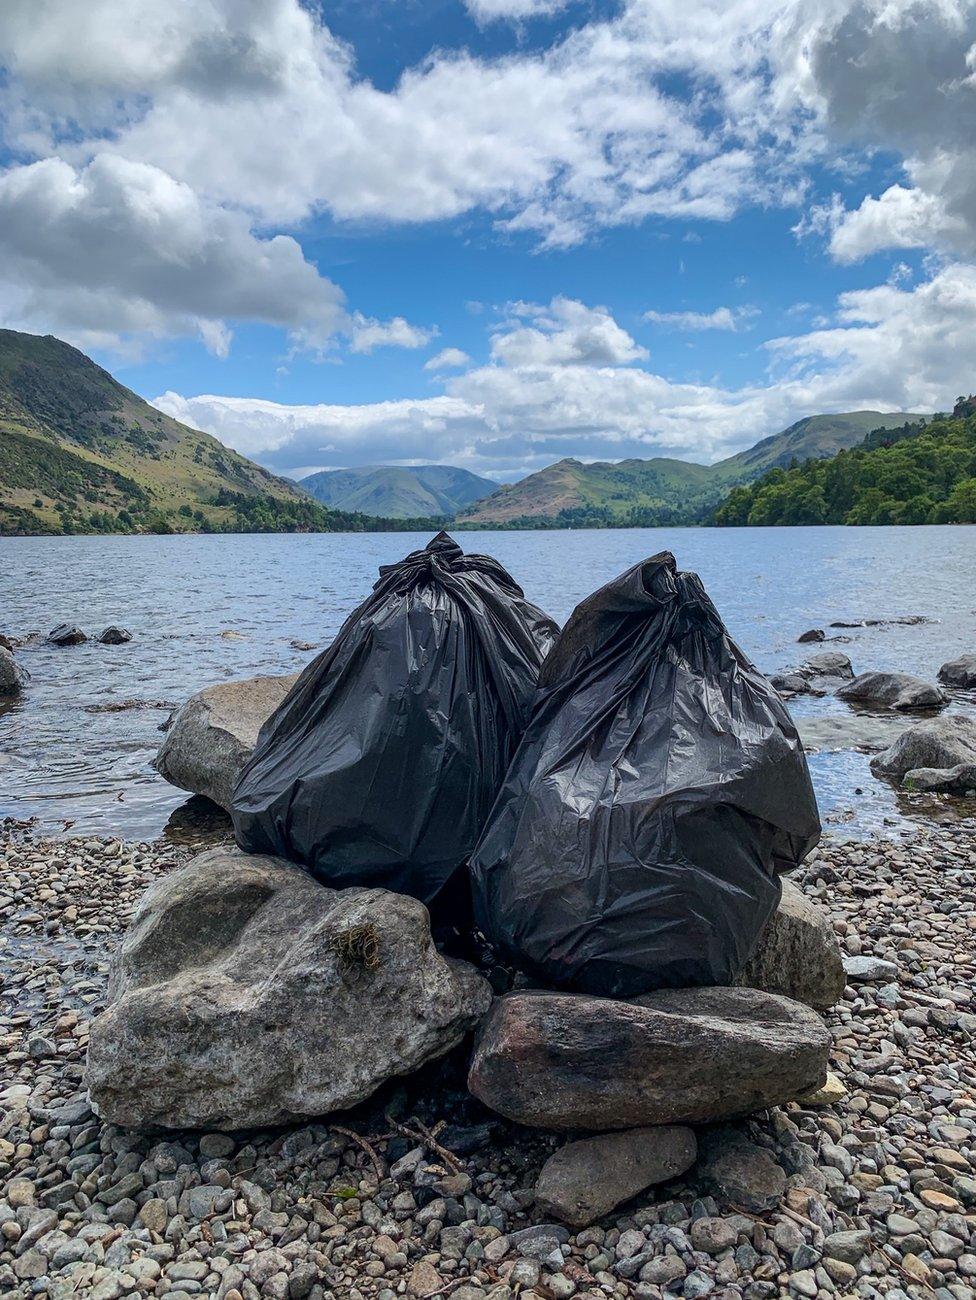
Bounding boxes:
[409,1260,443,1297]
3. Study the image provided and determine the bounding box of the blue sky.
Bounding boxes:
[1,1,974,480]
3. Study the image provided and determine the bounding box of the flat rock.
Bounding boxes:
[534,1126,697,1227]
[153,672,299,810]
[467,986,829,1131]
[47,624,87,646]
[797,712,906,755]
[843,954,898,983]
[772,652,854,697]
[836,670,947,711]
[901,762,976,794]
[0,645,29,696]
[86,847,492,1129]
[870,713,976,777]
[938,653,976,687]
[735,879,845,1010]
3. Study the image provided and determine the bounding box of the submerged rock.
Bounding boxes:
[153,671,298,810]
[938,653,976,688]
[772,652,854,697]
[47,624,87,646]
[870,714,976,777]
[736,879,845,1010]
[797,628,825,643]
[468,987,829,1131]
[837,671,947,711]
[0,646,28,696]
[86,847,492,1129]
[534,1125,697,1227]
[97,626,133,645]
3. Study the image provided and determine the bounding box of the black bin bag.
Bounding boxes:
[231,533,558,904]
[470,551,821,997]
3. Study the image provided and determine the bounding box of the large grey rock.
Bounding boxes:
[534,1126,697,1228]
[938,654,976,688]
[836,671,947,711]
[86,847,492,1129]
[870,714,976,777]
[804,651,854,681]
[0,646,28,696]
[468,987,829,1132]
[153,672,299,810]
[901,763,976,794]
[736,879,845,1010]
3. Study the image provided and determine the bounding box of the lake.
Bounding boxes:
[2,525,975,840]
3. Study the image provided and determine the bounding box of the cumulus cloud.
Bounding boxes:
[425,347,472,371]
[490,298,648,367]
[156,274,965,479]
[349,315,436,354]
[643,305,757,330]
[0,154,348,354]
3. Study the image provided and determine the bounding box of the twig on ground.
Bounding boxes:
[330,1124,385,1187]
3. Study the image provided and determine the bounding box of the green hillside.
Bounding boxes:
[715,401,976,526]
[459,410,923,527]
[0,330,382,536]
[300,464,497,518]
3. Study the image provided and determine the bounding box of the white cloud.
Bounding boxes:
[156,271,967,479]
[349,315,436,354]
[0,154,348,354]
[643,305,757,331]
[425,347,472,371]
[490,298,648,366]
[464,0,572,21]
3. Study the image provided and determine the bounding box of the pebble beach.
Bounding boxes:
[1,820,974,1300]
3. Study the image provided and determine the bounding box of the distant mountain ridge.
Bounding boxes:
[458,411,926,527]
[300,464,497,518]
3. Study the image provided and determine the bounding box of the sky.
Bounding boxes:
[1,0,976,481]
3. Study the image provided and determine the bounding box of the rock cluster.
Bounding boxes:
[770,652,854,698]
[1,823,974,1300]
[871,713,976,799]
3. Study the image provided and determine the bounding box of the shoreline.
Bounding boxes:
[2,822,974,1299]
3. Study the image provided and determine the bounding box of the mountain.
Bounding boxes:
[715,404,975,526]
[300,464,497,519]
[0,330,357,536]
[458,411,925,527]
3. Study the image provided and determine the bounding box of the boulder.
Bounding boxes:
[47,624,87,646]
[938,654,976,688]
[467,987,829,1132]
[696,1126,787,1211]
[153,672,299,810]
[804,651,854,681]
[797,629,825,643]
[86,847,491,1129]
[870,714,976,777]
[736,879,845,1010]
[836,671,947,711]
[901,763,976,795]
[97,626,132,645]
[534,1126,697,1228]
[0,646,28,696]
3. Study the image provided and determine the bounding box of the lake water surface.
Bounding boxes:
[2,526,975,839]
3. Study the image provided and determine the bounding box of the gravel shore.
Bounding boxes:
[1,819,974,1300]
